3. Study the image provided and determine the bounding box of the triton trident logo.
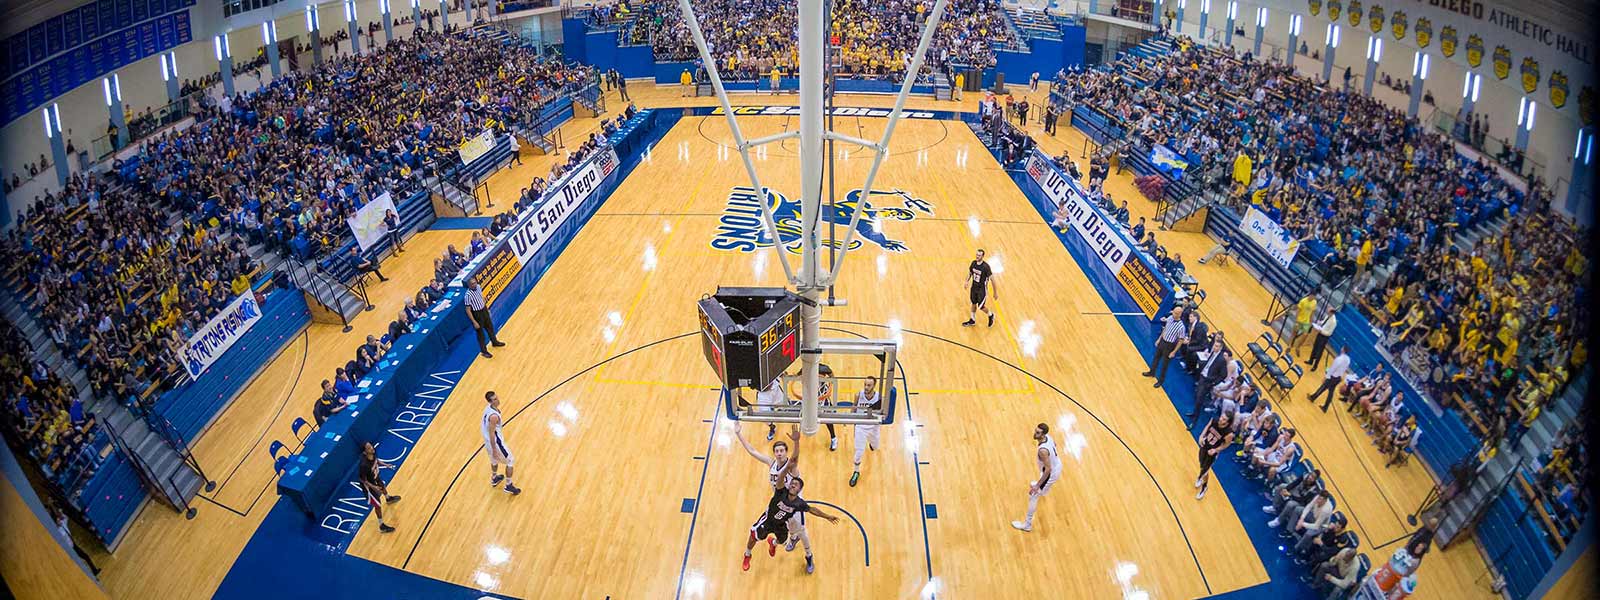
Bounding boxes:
[710,187,934,254]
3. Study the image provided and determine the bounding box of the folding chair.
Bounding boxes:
[273,455,290,475]
[290,417,313,442]
[1246,331,1276,372]
[1273,364,1303,402]
[268,440,287,461]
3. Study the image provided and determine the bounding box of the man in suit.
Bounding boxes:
[1189,340,1231,425]
[1181,320,1212,374]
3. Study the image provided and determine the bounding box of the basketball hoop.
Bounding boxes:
[677,0,948,434]
[722,338,899,426]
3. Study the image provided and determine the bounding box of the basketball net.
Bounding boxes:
[675,0,949,434]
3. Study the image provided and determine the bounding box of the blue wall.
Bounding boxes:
[561,16,1088,91]
[1061,25,1087,68]
[656,61,695,84]
[562,18,589,63]
[615,45,656,78]
[987,28,1086,90]
[563,19,656,78]
[584,30,620,72]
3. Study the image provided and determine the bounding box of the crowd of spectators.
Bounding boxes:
[0,320,105,492]
[636,0,1016,79]
[1050,37,1588,447]
[2,171,258,414]
[2,28,596,449]
[317,105,639,425]
[1522,419,1589,542]
[116,29,591,263]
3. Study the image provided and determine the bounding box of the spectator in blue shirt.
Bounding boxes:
[347,246,389,283]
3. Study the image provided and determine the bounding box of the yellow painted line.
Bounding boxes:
[592,145,716,382]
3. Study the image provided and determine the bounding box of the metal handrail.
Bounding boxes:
[142,413,215,498]
[87,89,212,164]
[283,258,354,331]
[100,417,191,517]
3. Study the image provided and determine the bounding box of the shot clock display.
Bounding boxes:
[696,287,802,389]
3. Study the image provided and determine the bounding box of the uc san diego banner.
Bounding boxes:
[1241,207,1301,268]
[463,148,621,305]
[506,148,619,264]
[458,129,497,166]
[345,192,396,252]
[1025,153,1167,319]
[181,293,264,379]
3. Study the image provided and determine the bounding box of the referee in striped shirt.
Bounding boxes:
[465,279,506,358]
[1143,306,1189,388]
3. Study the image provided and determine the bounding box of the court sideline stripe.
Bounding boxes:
[672,392,722,600]
[401,333,699,568]
[1327,404,1410,527]
[824,320,1214,594]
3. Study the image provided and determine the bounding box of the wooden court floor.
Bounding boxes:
[61,83,1536,600]
[339,114,1269,599]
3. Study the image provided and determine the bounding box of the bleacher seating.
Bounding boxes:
[153,291,312,442]
[1006,7,1063,40]
[317,189,439,285]
[1202,206,1315,302]
[79,453,146,547]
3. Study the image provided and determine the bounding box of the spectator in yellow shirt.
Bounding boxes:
[1290,293,1318,353]
[231,273,253,296]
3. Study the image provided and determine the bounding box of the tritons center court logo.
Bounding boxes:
[711,187,934,253]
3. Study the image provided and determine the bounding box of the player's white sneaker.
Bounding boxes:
[1194,477,1203,488]
[1011,520,1032,532]
[784,538,798,552]
[829,438,838,451]
[1196,487,1207,500]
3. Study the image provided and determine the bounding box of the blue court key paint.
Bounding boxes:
[681,498,696,513]
[924,504,938,519]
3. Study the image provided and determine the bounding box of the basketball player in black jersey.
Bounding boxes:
[743,476,839,574]
[1194,409,1236,500]
[359,441,401,532]
[963,249,997,327]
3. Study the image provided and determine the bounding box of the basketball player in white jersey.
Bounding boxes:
[783,363,838,450]
[734,423,821,572]
[754,378,788,441]
[482,391,522,495]
[849,376,882,488]
[1012,422,1063,532]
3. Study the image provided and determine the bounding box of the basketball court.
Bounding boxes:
[308,110,1269,598]
[38,75,1525,599]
